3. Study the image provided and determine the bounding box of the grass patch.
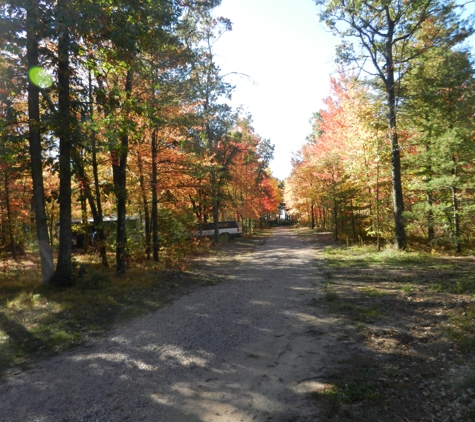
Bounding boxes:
[431,278,475,295]
[324,244,436,266]
[0,262,220,375]
[323,290,338,302]
[359,286,386,297]
[0,231,270,376]
[317,240,475,421]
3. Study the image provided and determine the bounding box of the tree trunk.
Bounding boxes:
[211,168,220,243]
[311,202,315,229]
[151,129,159,262]
[53,0,73,285]
[114,69,133,275]
[451,155,461,253]
[137,152,151,260]
[89,70,108,267]
[426,191,435,242]
[333,198,338,241]
[385,10,406,250]
[26,0,54,283]
[80,184,88,253]
[3,171,17,260]
[350,199,357,241]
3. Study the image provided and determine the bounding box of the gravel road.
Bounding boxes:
[0,227,339,421]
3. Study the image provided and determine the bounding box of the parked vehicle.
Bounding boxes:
[57,216,143,249]
[193,221,242,241]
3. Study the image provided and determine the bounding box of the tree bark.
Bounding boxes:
[53,0,73,285]
[3,171,17,260]
[451,155,461,253]
[88,70,108,267]
[114,69,133,275]
[385,9,406,250]
[151,129,159,262]
[26,0,54,283]
[311,202,315,229]
[137,152,151,260]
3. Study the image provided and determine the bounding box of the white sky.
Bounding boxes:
[212,0,338,180]
[213,0,475,181]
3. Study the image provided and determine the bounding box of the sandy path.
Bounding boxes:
[0,228,338,421]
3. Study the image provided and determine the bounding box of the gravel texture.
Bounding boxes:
[0,228,334,421]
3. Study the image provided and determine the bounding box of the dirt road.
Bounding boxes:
[0,228,336,421]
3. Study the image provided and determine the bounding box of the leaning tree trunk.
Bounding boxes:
[26,0,54,283]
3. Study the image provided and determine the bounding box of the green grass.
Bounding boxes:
[337,378,380,403]
[359,286,386,297]
[0,262,218,374]
[0,231,270,375]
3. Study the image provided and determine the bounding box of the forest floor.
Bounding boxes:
[0,227,475,421]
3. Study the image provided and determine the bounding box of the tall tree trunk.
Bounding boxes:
[151,129,159,262]
[451,185,461,253]
[451,155,461,253]
[376,159,381,252]
[53,0,73,285]
[211,168,219,243]
[4,171,17,260]
[385,10,406,250]
[80,183,88,253]
[333,198,338,241]
[350,199,357,241]
[137,152,151,260]
[426,191,435,242]
[311,202,315,229]
[114,69,132,275]
[89,70,108,267]
[26,0,54,283]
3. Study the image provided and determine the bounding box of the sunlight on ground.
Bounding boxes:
[292,380,335,395]
[284,310,334,324]
[71,352,156,371]
[163,380,280,421]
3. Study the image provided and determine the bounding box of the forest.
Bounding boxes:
[1,0,474,288]
[285,0,475,254]
[0,0,282,285]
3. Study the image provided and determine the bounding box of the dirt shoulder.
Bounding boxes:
[0,227,474,421]
[305,231,475,422]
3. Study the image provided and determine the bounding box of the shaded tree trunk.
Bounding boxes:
[89,70,108,267]
[311,202,315,229]
[113,69,133,275]
[137,152,151,260]
[451,155,461,253]
[151,129,159,262]
[3,171,16,260]
[80,184,88,253]
[53,0,73,285]
[26,0,54,283]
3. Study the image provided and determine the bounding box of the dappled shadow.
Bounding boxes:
[1,227,471,421]
[0,227,328,421]
[0,312,46,353]
[310,247,475,421]
[0,312,50,371]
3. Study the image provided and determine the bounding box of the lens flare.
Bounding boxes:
[28,67,53,88]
